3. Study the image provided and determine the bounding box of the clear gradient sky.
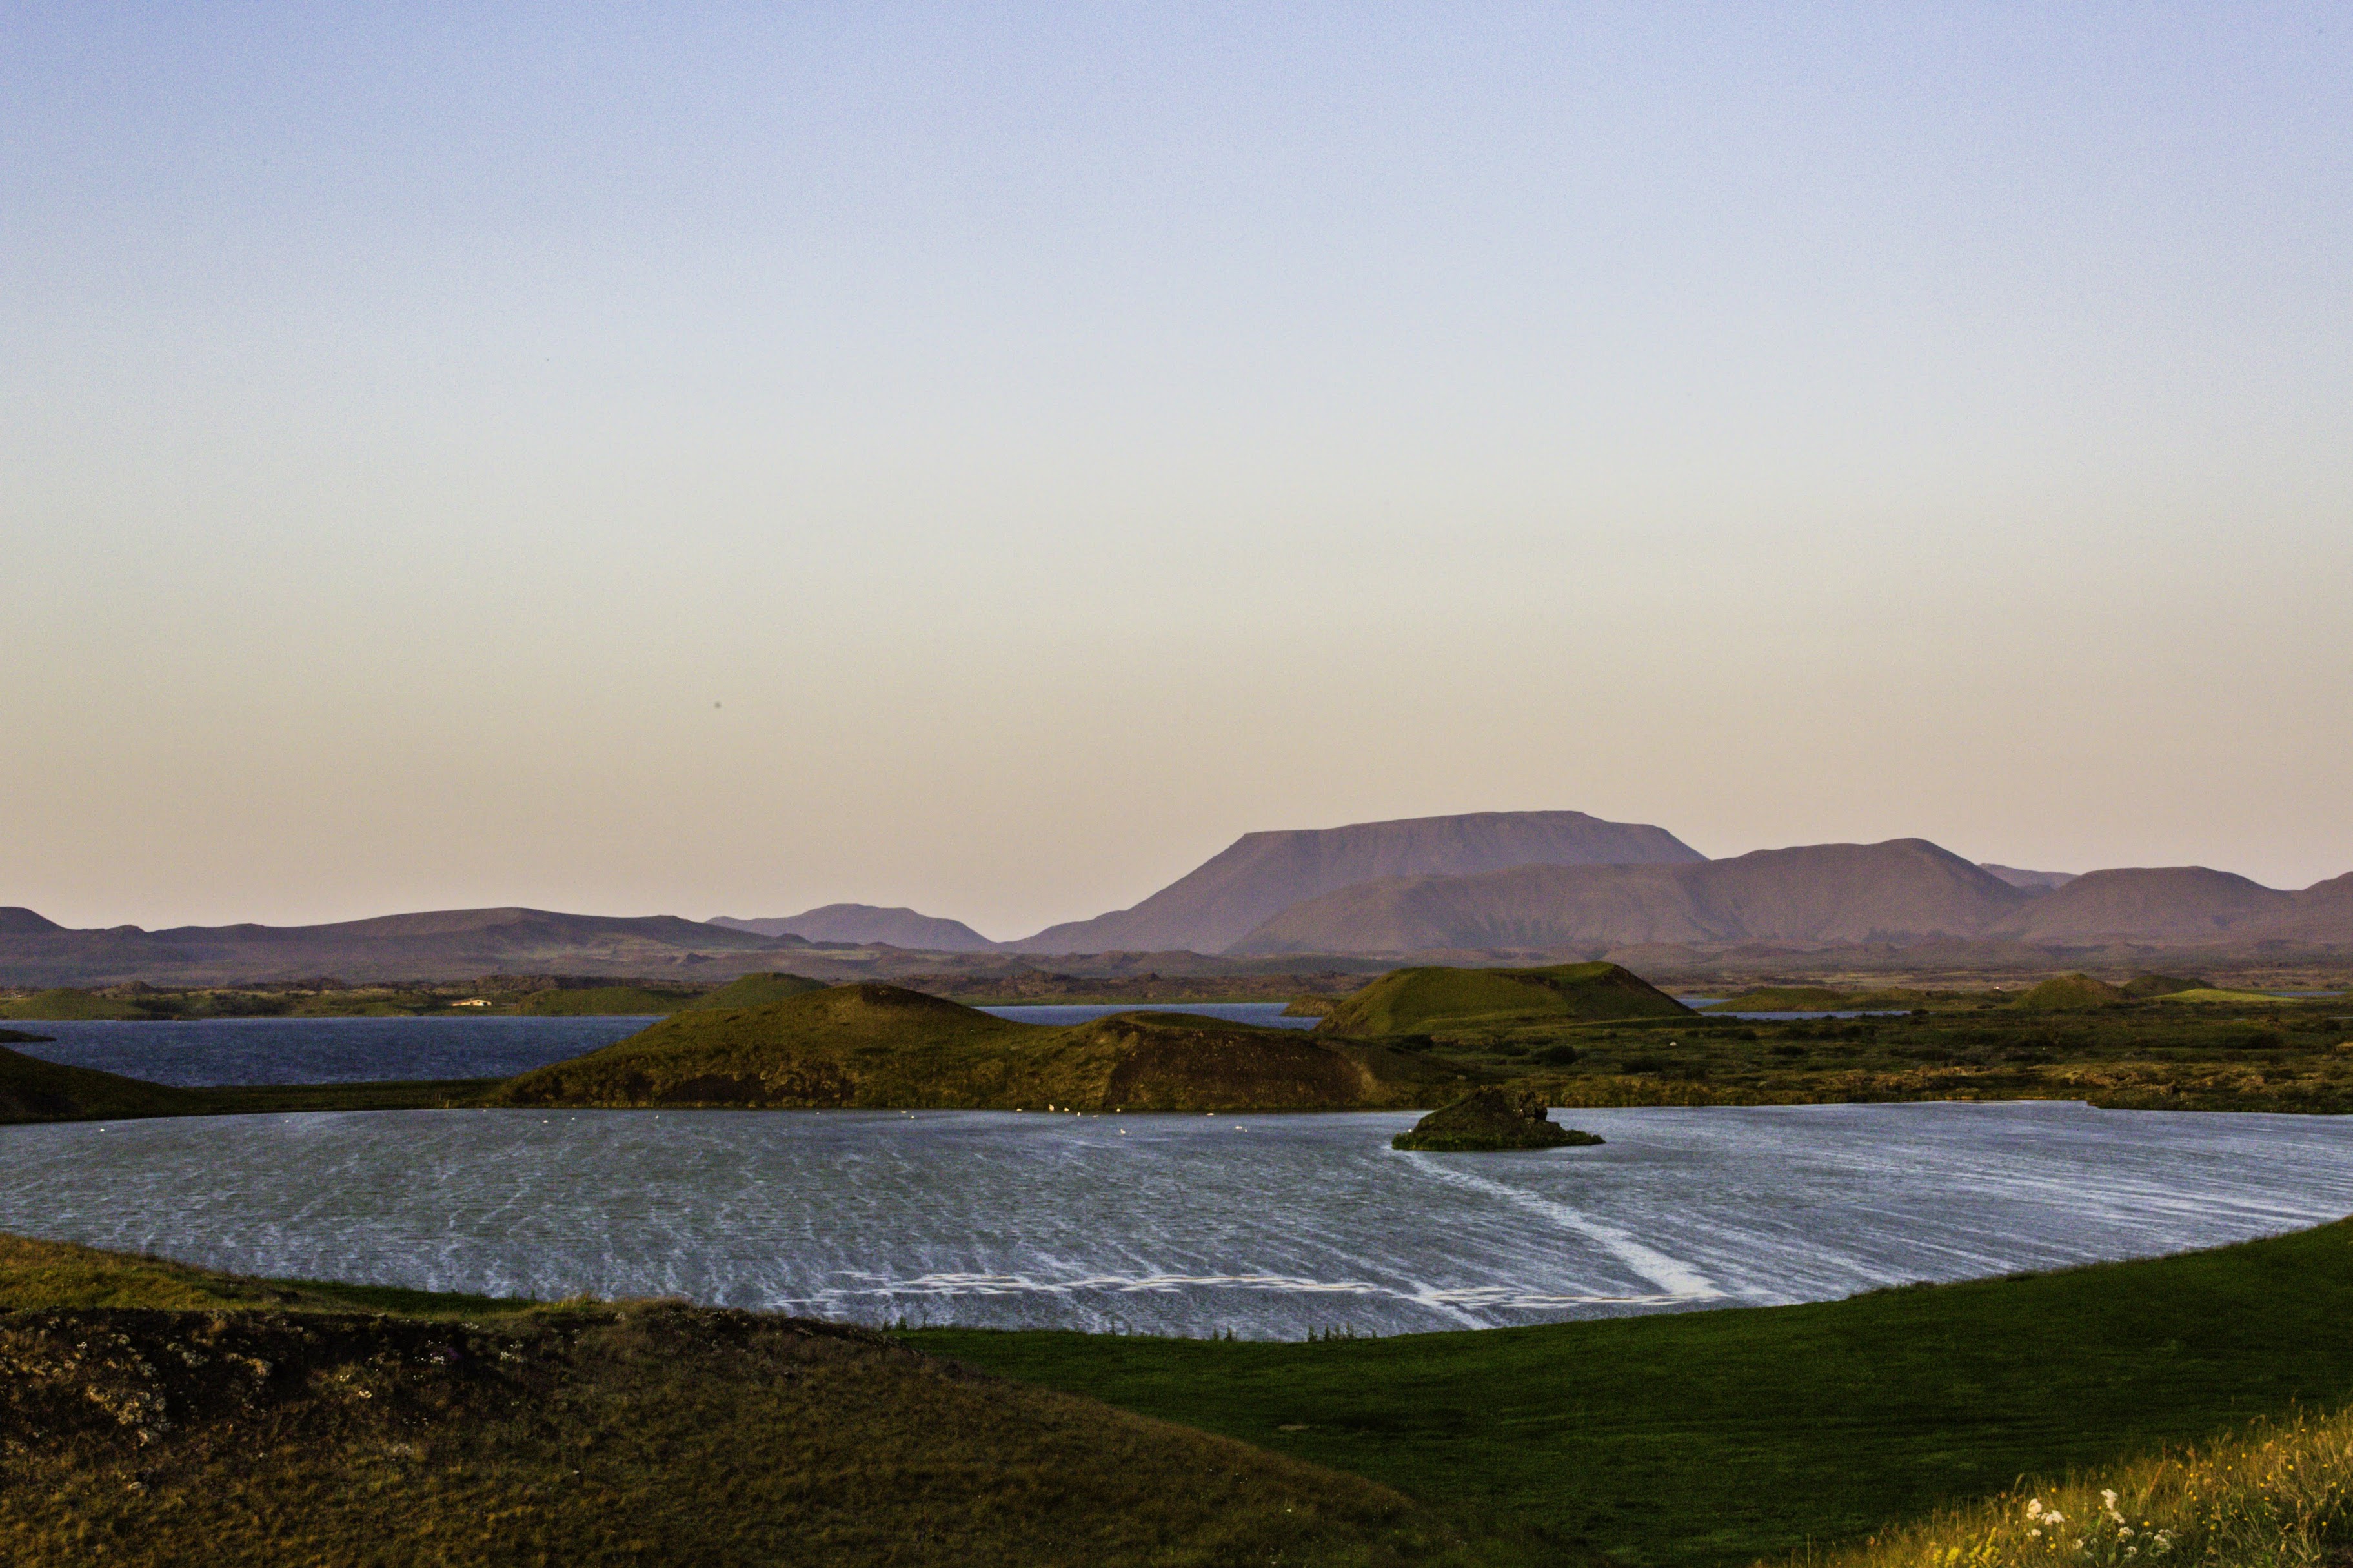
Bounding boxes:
[5,5,2349,938]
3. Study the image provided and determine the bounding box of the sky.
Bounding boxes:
[4,4,2349,939]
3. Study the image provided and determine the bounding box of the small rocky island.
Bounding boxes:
[1391,1087,1605,1152]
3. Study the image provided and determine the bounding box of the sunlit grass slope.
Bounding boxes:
[1317,962,1692,1037]
[498,982,1480,1111]
[0,1235,1517,1568]
[1821,1405,2353,1568]
[915,1219,2353,1568]
[681,970,829,1010]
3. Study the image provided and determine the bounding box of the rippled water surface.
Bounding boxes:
[6,1016,661,1086]
[7,1101,2350,1338]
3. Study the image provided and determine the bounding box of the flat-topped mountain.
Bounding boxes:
[708,904,997,951]
[498,981,1476,1112]
[1013,810,1705,956]
[1237,839,2030,955]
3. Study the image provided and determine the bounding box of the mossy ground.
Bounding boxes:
[1328,986,2353,1116]
[1390,1087,1603,1151]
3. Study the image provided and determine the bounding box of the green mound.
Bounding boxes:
[0,989,150,1021]
[681,970,829,1010]
[1391,1087,1604,1152]
[1317,962,1690,1037]
[2121,973,2210,998]
[1703,985,1848,1011]
[2152,986,2283,1005]
[516,984,694,1016]
[498,983,1477,1112]
[0,1236,1494,1568]
[2014,973,2130,1010]
[0,1045,196,1124]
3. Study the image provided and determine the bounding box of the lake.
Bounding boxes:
[6,1003,1313,1087]
[6,1100,2350,1339]
[6,1015,662,1086]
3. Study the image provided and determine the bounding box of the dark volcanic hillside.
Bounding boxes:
[1985,867,2293,942]
[708,904,997,951]
[0,906,810,988]
[1233,839,2030,955]
[1015,810,1705,956]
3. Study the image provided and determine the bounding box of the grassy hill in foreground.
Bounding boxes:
[498,983,1480,1111]
[1316,962,1691,1038]
[0,1236,1508,1568]
[918,1218,2353,1568]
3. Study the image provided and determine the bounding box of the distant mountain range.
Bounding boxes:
[5,810,2347,985]
[708,905,997,952]
[0,906,811,988]
[1231,841,2353,956]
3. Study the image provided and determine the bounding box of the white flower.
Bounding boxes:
[2028,1500,2045,1519]
[2101,1491,2117,1509]
[2043,1511,2066,1525]
[2029,1529,2043,1540]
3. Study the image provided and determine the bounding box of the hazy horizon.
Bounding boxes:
[7,6,2349,937]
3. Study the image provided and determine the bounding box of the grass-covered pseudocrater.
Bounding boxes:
[1315,961,1691,1037]
[1389,1085,1604,1151]
[496,981,1484,1112]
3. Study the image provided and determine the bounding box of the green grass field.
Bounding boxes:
[912,1219,2353,1567]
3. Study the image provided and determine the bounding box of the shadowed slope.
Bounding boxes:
[1016,810,1705,956]
[0,1045,196,1123]
[0,1236,1506,1568]
[1317,963,1690,1037]
[497,983,1478,1111]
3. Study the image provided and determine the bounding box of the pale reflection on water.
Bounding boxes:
[6,1101,2350,1340]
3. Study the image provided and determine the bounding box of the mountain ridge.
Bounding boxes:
[708,905,997,952]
